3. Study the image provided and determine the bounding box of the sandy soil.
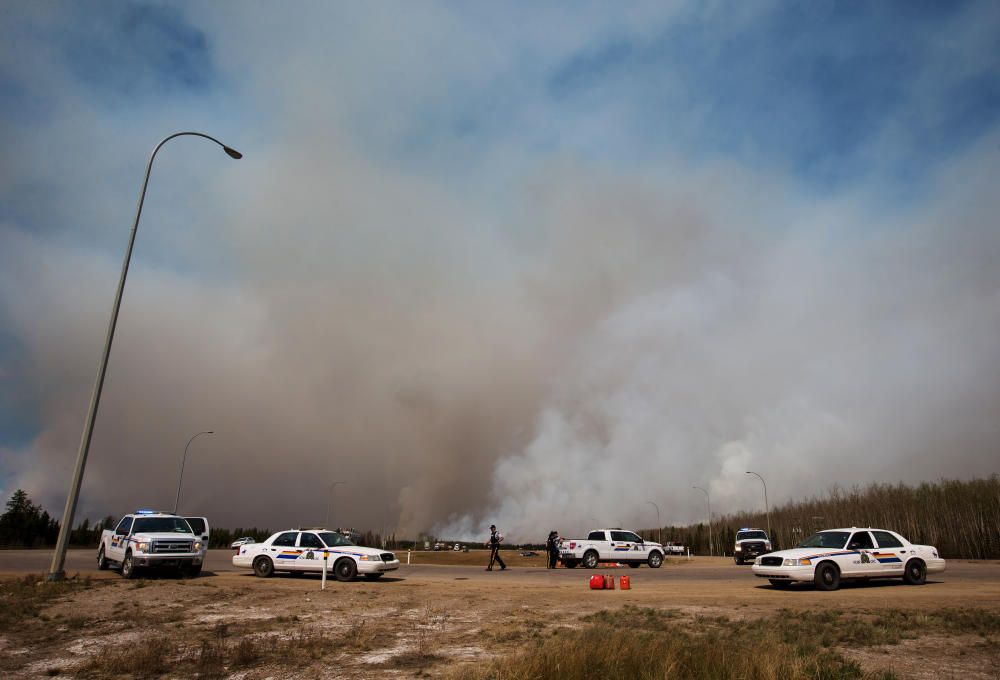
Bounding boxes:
[1,554,997,678]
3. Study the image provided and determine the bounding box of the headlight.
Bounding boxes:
[735,546,742,551]
[783,558,811,566]
[193,541,203,551]
[765,542,772,549]
[136,542,150,553]
[359,555,377,561]
[754,557,762,565]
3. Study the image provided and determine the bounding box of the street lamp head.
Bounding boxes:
[206,431,214,434]
[223,146,243,160]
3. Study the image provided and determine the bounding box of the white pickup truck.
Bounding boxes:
[559,529,665,569]
[97,510,205,578]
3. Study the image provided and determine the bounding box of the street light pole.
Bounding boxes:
[746,471,771,540]
[174,431,214,513]
[692,486,713,556]
[46,132,242,582]
[325,481,345,528]
[646,500,661,545]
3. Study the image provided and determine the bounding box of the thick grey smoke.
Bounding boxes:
[2,4,999,542]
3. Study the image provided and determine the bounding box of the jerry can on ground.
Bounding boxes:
[589,574,605,589]
[620,575,631,590]
[604,574,615,589]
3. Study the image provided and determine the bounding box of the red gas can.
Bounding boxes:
[589,575,605,590]
[620,575,631,590]
[604,574,615,590]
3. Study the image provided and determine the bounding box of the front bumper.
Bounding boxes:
[358,559,400,574]
[751,564,815,582]
[132,553,202,568]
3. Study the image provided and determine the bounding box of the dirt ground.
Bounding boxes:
[1,553,998,678]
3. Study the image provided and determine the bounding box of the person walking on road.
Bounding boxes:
[486,524,506,571]
[546,531,561,569]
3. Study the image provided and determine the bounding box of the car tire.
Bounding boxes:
[334,558,357,582]
[253,556,274,578]
[121,551,137,579]
[364,573,383,580]
[185,564,202,578]
[97,547,109,571]
[562,560,577,569]
[734,556,743,565]
[647,551,663,568]
[628,562,641,568]
[814,562,840,591]
[769,579,791,589]
[582,550,599,569]
[903,559,926,585]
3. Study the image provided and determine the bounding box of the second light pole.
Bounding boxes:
[646,500,661,545]
[326,481,345,529]
[174,431,213,514]
[746,470,771,540]
[692,486,713,556]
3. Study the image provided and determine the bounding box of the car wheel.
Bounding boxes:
[364,573,383,580]
[583,550,599,569]
[628,562,641,568]
[334,558,357,582]
[97,547,109,571]
[563,560,577,569]
[253,556,274,578]
[734,556,743,565]
[769,579,791,589]
[814,562,840,591]
[121,552,137,579]
[647,551,663,568]
[903,559,926,585]
[184,564,202,578]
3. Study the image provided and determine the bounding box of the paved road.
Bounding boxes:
[2,549,997,588]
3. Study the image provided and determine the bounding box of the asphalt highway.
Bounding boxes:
[1,548,996,587]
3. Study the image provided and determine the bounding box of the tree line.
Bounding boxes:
[637,475,1000,560]
[0,490,400,550]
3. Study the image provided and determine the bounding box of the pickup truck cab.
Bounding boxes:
[97,510,204,578]
[559,529,665,569]
[184,516,210,567]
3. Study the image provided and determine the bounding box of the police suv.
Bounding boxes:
[733,527,771,565]
[97,510,205,578]
[751,527,945,591]
[233,528,400,581]
[559,529,665,569]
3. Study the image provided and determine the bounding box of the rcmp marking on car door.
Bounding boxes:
[276,550,303,560]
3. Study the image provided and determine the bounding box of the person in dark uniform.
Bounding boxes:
[546,531,561,569]
[485,524,506,571]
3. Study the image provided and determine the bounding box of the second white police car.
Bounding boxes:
[751,527,945,591]
[234,528,400,581]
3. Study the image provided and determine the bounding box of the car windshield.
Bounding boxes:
[133,517,192,534]
[797,531,850,549]
[319,532,354,547]
[737,531,768,541]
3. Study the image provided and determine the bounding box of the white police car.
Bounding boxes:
[233,528,399,581]
[751,527,945,591]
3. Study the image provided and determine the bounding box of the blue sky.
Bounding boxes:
[1,2,999,535]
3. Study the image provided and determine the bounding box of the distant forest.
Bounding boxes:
[637,475,1000,560]
[0,489,394,550]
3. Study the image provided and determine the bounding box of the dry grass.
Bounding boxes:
[0,573,103,633]
[450,607,902,680]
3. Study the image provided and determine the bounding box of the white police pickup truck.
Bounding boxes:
[559,529,665,569]
[233,528,400,581]
[97,510,205,578]
[751,527,945,590]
